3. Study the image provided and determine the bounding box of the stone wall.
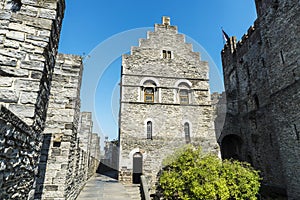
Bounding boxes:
[102,140,119,171]
[0,0,65,131]
[77,112,93,180]
[0,106,41,199]
[211,92,226,141]
[88,133,101,177]
[0,0,65,199]
[119,17,219,191]
[220,0,299,199]
[34,54,84,200]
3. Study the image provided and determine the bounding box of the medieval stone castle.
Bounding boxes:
[218,0,299,199]
[118,16,219,187]
[0,0,299,199]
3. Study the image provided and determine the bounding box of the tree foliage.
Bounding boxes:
[158,145,261,200]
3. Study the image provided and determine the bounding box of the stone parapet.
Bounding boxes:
[0,106,41,199]
[34,54,84,200]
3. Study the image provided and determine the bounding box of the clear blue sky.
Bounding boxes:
[58,0,257,142]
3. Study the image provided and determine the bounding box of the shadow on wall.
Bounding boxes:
[34,134,52,199]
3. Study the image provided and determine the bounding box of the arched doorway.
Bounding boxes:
[220,134,243,160]
[132,152,143,184]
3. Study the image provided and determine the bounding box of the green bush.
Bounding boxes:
[158,145,261,200]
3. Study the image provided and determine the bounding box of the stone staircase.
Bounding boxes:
[124,184,141,200]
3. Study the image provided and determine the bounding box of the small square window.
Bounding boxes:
[162,50,171,59]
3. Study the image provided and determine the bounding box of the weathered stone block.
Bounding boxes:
[8,104,35,118]
[15,79,40,92]
[39,8,57,20]
[0,89,18,103]
[6,30,25,41]
[19,92,38,104]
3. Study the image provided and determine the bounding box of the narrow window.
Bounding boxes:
[294,124,299,141]
[144,88,154,103]
[179,89,189,104]
[162,50,171,59]
[167,51,171,59]
[162,50,167,59]
[147,121,152,139]
[254,94,259,109]
[184,122,191,144]
[280,50,285,64]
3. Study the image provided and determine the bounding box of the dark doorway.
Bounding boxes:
[132,152,143,184]
[221,134,243,160]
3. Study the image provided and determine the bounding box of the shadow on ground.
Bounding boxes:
[97,162,118,180]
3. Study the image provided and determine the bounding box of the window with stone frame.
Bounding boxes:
[179,89,189,104]
[147,121,152,139]
[162,50,172,59]
[144,87,154,103]
[178,82,191,104]
[184,122,191,144]
[143,80,157,103]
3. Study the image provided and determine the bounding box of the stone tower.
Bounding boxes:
[119,17,218,188]
[220,0,299,199]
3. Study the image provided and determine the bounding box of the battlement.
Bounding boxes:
[222,19,259,55]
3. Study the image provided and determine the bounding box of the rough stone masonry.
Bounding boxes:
[0,0,65,199]
[0,1,101,200]
[220,0,299,199]
[119,16,219,192]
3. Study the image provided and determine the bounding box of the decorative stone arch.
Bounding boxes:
[174,79,193,104]
[174,79,192,88]
[220,134,243,160]
[139,77,161,103]
[128,148,147,168]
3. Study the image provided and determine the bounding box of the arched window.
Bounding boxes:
[179,89,189,104]
[184,122,191,144]
[142,80,157,103]
[144,88,154,103]
[147,121,152,139]
[178,82,191,104]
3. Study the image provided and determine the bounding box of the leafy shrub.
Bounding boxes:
[158,145,261,200]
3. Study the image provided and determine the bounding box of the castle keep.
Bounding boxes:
[119,17,218,188]
[220,0,299,199]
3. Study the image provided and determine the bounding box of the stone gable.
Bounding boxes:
[119,17,219,191]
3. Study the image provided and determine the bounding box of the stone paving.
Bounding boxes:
[76,174,134,200]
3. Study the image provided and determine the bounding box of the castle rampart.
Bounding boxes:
[0,0,65,199]
[0,1,101,199]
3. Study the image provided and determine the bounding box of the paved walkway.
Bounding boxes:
[76,174,133,200]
